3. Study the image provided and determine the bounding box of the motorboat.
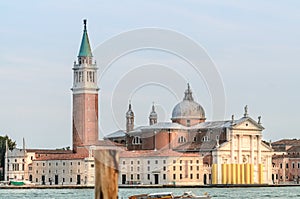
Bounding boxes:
[128,191,211,199]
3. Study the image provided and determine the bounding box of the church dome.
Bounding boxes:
[171,84,205,120]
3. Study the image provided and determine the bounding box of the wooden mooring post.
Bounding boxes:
[95,149,119,199]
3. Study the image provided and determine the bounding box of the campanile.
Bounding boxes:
[72,19,99,152]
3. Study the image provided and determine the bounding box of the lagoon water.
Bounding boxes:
[0,187,299,199]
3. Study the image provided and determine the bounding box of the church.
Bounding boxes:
[5,19,273,186]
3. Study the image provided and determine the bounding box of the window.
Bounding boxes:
[56,162,58,166]
[196,160,199,164]
[63,162,65,166]
[197,174,199,179]
[36,178,38,183]
[202,136,209,142]
[197,166,199,171]
[148,160,150,164]
[180,160,182,164]
[292,162,295,168]
[173,174,176,180]
[190,166,193,171]
[63,178,65,182]
[91,164,94,168]
[70,162,72,166]
[163,174,166,180]
[173,166,176,171]
[132,136,142,145]
[49,163,51,166]
[137,161,140,165]
[131,174,133,180]
[155,160,158,164]
[298,162,300,169]
[280,163,282,169]
[163,160,166,164]
[137,167,140,171]
[70,178,72,183]
[180,174,182,179]
[123,161,125,165]
[163,166,166,171]
[78,162,80,165]
[147,174,150,180]
[180,166,182,171]
[43,163,45,166]
[187,120,190,127]
[131,161,133,165]
[131,167,133,172]
[173,160,176,164]
[193,137,197,142]
[137,174,140,180]
[286,163,289,169]
[190,174,193,179]
[178,136,186,143]
[148,166,150,171]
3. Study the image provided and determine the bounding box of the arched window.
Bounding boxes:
[132,136,142,145]
[193,136,197,142]
[178,136,186,143]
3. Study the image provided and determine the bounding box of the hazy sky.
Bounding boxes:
[1,1,300,148]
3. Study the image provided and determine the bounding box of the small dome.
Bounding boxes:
[171,84,205,120]
[149,104,157,119]
[126,103,134,117]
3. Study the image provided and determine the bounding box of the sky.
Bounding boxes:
[0,0,300,148]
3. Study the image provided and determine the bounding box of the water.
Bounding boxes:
[0,187,299,199]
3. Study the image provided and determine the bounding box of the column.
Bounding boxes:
[250,135,254,164]
[222,164,227,184]
[238,135,242,163]
[257,135,261,164]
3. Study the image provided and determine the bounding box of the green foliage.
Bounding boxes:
[0,135,16,180]
[55,146,71,151]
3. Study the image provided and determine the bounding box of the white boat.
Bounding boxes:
[178,191,211,199]
[129,191,211,199]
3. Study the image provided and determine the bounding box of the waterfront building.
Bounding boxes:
[271,139,300,184]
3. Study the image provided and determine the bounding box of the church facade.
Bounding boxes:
[111,85,273,185]
[5,19,274,186]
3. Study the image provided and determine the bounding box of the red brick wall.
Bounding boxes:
[73,93,98,152]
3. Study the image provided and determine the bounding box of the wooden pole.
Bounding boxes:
[95,149,119,199]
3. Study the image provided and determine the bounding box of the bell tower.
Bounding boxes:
[126,102,134,132]
[72,19,99,152]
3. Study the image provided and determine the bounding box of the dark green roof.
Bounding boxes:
[78,20,92,57]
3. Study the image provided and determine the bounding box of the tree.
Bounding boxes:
[0,135,16,180]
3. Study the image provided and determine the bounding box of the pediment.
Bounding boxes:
[232,117,264,131]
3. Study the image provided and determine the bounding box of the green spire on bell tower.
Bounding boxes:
[78,19,92,57]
